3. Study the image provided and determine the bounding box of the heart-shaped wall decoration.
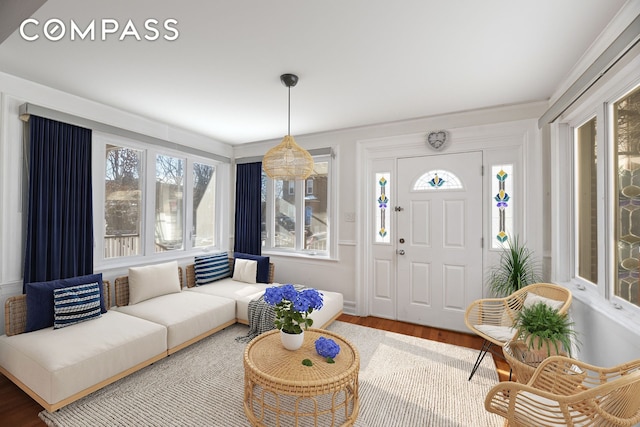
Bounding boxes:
[427,130,448,150]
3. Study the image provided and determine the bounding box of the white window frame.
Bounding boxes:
[552,52,640,319]
[262,152,336,259]
[92,132,226,269]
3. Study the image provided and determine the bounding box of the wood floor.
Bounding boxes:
[0,314,511,426]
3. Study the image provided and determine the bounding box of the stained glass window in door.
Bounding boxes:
[413,170,462,190]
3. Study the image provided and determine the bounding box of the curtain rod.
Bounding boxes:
[19,103,231,163]
[538,14,640,128]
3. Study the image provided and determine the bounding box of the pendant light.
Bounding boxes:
[262,73,314,180]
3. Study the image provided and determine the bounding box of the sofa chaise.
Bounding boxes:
[184,261,344,329]
[0,280,168,412]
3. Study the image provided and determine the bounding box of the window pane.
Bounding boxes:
[261,171,267,247]
[491,165,513,249]
[375,172,390,244]
[155,154,184,252]
[615,86,640,307]
[275,179,295,249]
[576,118,598,284]
[104,145,142,258]
[305,162,328,251]
[192,163,215,248]
[413,169,463,190]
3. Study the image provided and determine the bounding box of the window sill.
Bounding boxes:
[262,249,338,262]
[557,279,640,336]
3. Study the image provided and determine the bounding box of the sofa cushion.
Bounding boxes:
[194,252,230,285]
[128,261,181,305]
[53,282,102,329]
[25,273,107,333]
[186,278,269,319]
[0,311,167,406]
[234,252,270,283]
[115,292,236,351]
[233,259,257,284]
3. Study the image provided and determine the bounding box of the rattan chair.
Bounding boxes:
[485,356,640,426]
[464,283,572,380]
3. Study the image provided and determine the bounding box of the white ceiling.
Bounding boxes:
[0,0,630,145]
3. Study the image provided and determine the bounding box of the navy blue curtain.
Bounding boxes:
[234,162,262,255]
[23,116,93,291]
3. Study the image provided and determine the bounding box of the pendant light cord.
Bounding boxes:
[287,85,291,136]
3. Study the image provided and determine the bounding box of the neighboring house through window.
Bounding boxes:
[261,152,333,256]
[96,133,223,264]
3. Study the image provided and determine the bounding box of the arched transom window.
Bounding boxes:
[413,169,463,190]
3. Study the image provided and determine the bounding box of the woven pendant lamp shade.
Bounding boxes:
[263,135,314,180]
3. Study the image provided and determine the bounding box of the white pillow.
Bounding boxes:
[128,260,181,305]
[233,259,258,284]
[524,293,564,311]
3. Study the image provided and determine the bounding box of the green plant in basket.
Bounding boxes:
[515,302,579,357]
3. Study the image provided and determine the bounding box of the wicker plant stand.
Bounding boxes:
[503,340,566,384]
[243,328,360,427]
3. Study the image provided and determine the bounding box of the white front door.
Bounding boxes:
[396,152,483,331]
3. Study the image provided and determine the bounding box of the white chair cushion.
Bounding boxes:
[474,324,517,342]
[524,293,565,311]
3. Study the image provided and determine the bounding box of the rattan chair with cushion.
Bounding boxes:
[485,355,640,427]
[464,283,572,380]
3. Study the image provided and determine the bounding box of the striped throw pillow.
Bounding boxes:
[194,252,231,285]
[53,282,103,329]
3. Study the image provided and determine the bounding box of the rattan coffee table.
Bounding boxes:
[243,328,359,426]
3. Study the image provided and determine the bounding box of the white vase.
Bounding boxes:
[280,329,304,351]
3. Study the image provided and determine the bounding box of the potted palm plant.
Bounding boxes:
[488,235,541,297]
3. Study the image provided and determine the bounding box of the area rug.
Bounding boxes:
[40,321,501,426]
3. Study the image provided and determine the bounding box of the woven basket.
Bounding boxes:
[503,340,565,383]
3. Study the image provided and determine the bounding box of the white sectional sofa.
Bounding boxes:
[0,256,344,412]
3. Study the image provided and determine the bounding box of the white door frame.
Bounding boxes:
[356,119,542,318]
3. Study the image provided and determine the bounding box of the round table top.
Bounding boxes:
[244,328,359,387]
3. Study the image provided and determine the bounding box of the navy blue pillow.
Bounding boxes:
[25,273,106,332]
[234,252,270,283]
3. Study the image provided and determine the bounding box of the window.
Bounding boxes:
[563,83,640,310]
[97,134,222,263]
[192,163,216,248]
[614,86,640,305]
[262,154,332,255]
[491,165,514,248]
[576,118,598,284]
[155,154,184,252]
[413,169,463,190]
[104,145,143,258]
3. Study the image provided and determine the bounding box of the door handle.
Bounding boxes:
[396,249,405,255]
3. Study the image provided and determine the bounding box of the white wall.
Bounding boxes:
[234,102,548,313]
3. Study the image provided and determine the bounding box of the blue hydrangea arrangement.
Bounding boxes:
[263,284,323,334]
[315,336,340,363]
